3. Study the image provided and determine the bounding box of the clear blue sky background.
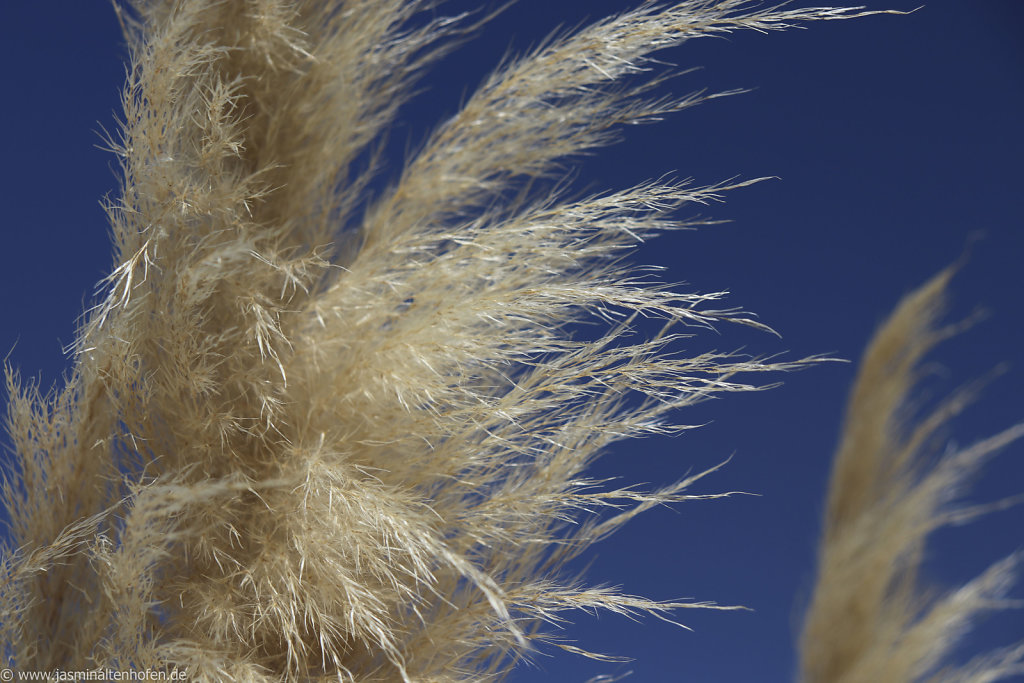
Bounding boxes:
[1,2,1022,681]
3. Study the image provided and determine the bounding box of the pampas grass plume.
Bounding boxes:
[2,2,1020,683]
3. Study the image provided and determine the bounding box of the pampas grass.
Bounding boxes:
[798,267,1024,683]
[1,2,1022,682]
[0,3,839,678]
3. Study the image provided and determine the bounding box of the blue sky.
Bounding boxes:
[1,2,1022,681]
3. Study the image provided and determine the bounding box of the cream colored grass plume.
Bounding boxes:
[798,267,1024,683]
[0,1,922,681]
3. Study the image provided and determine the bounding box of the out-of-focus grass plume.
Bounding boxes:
[798,267,1024,683]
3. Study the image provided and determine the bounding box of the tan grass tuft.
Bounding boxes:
[2,2,923,681]
[798,267,1024,683]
